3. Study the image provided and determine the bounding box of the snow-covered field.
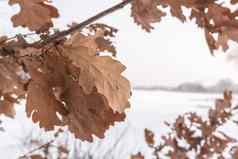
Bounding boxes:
[0,90,237,159]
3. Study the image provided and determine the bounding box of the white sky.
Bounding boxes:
[1,0,238,87]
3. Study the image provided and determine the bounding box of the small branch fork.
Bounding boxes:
[1,0,132,56]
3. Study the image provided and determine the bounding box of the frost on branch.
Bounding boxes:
[8,0,59,32]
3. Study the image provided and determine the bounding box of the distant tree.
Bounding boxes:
[214,78,236,91]
[177,82,206,92]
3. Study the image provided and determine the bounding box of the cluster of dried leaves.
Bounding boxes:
[131,0,238,53]
[132,90,238,159]
[0,0,132,141]
[0,22,131,141]
[1,0,238,142]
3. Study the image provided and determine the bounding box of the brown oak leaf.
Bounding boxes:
[144,128,155,146]
[95,37,117,56]
[88,24,118,56]
[131,152,144,159]
[204,28,218,54]
[25,61,64,130]
[0,59,25,118]
[158,0,190,22]
[0,36,7,45]
[9,0,59,32]
[0,94,17,118]
[231,0,238,4]
[203,4,238,52]
[131,0,166,32]
[207,4,231,27]
[63,32,131,113]
[26,80,64,130]
[0,59,25,95]
[23,51,126,141]
[62,79,125,141]
[205,27,238,53]
[30,154,45,159]
[232,146,238,159]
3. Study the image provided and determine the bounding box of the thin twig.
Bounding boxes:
[19,139,54,159]
[38,0,132,46]
[1,0,132,57]
[19,129,63,159]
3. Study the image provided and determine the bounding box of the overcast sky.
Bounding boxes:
[1,0,238,87]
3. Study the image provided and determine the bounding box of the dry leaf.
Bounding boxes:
[158,0,187,22]
[231,0,238,4]
[0,58,25,118]
[0,59,24,95]
[95,37,116,56]
[25,61,64,130]
[131,0,166,32]
[232,146,238,159]
[204,28,218,54]
[62,79,125,141]
[9,0,59,32]
[23,51,126,141]
[64,32,131,113]
[0,36,7,45]
[131,152,144,159]
[0,94,16,118]
[144,128,155,146]
[30,154,45,159]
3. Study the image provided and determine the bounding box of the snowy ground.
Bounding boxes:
[0,90,238,159]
